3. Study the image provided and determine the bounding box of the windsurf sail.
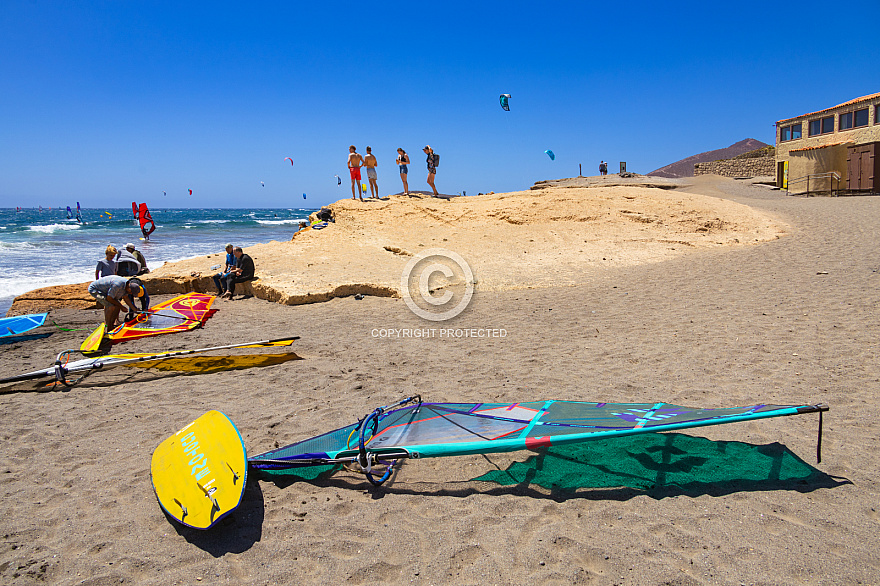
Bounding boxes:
[0,336,299,387]
[66,206,72,219]
[81,292,217,353]
[0,313,48,338]
[248,398,829,484]
[75,202,83,223]
[132,202,139,221]
[151,397,829,529]
[138,203,155,238]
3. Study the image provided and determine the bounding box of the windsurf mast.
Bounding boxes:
[0,336,300,387]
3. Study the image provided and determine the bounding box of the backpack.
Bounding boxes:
[433,153,440,167]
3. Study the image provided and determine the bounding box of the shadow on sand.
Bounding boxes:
[173,433,847,553]
[165,479,265,556]
[260,432,848,502]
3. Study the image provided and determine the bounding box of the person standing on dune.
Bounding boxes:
[396,148,410,195]
[364,146,379,199]
[348,146,365,201]
[423,145,439,196]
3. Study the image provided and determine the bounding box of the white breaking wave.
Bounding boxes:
[0,271,90,299]
[26,223,82,233]
[255,219,301,225]
[0,241,41,251]
[197,219,230,224]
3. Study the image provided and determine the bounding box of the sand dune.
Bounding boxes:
[140,178,785,304]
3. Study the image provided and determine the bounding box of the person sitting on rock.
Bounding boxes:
[115,246,141,277]
[212,243,236,295]
[124,243,149,275]
[221,247,255,299]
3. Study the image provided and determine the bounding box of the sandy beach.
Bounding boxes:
[2,175,879,585]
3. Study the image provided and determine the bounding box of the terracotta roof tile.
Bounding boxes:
[777,92,880,125]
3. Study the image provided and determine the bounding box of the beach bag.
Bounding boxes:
[433,153,440,167]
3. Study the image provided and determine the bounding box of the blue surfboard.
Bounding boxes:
[0,313,48,338]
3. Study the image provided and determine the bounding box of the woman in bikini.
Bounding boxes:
[396,148,410,195]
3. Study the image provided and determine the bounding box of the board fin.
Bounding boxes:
[151,411,248,530]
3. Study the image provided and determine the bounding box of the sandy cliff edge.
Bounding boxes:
[8,177,787,315]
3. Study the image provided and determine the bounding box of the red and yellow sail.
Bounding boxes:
[82,292,217,352]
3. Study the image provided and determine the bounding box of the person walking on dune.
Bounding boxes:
[348,146,365,201]
[423,145,439,196]
[364,146,379,199]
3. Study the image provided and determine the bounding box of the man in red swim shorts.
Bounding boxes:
[348,145,365,201]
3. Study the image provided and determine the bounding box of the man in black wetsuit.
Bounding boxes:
[221,247,255,299]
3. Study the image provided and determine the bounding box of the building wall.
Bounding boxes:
[776,94,880,190]
[694,155,775,178]
[787,145,848,195]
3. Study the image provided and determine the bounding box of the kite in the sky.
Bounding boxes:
[284,157,294,166]
[188,189,193,195]
[334,175,341,186]
[499,94,511,111]
[303,193,307,200]
[261,181,265,187]
[163,191,167,196]
[544,149,555,161]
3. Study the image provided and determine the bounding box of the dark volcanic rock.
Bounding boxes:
[648,139,769,178]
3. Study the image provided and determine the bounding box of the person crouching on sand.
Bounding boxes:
[396,148,410,195]
[88,275,143,333]
[423,145,439,196]
[348,145,365,201]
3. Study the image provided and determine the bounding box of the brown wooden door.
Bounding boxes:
[847,147,861,190]
[847,145,876,191]
[863,143,875,191]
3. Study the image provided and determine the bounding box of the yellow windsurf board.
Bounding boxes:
[151,410,247,530]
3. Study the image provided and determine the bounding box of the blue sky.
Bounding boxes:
[1,1,878,208]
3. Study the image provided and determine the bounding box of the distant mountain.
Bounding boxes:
[648,139,769,178]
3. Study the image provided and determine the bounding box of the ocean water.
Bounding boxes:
[0,207,318,316]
